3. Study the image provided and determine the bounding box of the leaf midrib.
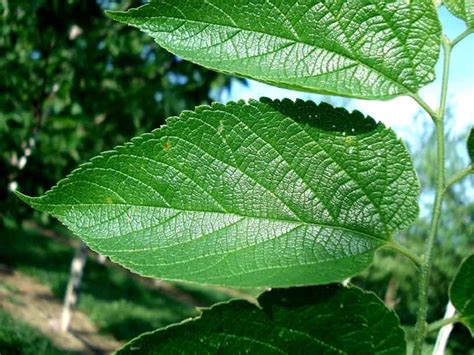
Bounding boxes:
[33,200,388,243]
[137,7,416,94]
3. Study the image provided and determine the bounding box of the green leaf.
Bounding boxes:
[468,128,474,162]
[450,254,474,334]
[117,285,406,354]
[444,0,474,28]
[106,0,441,100]
[17,99,420,287]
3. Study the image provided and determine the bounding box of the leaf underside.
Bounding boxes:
[107,0,441,100]
[117,285,406,354]
[444,0,474,28]
[450,254,474,334]
[18,99,419,287]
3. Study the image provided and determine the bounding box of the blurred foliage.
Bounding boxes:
[0,0,234,227]
[354,115,474,354]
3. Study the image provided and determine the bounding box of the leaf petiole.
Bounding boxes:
[444,165,474,193]
[450,28,474,48]
[385,241,423,267]
[409,93,438,121]
[427,315,460,332]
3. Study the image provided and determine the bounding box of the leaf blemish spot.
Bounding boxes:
[217,120,224,134]
[163,142,171,151]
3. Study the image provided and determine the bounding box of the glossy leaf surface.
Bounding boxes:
[18,99,419,287]
[107,0,441,99]
[450,254,474,334]
[117,285,406,354]
[444,0,474,28]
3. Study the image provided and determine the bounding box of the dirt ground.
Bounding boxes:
[0,266,122,354]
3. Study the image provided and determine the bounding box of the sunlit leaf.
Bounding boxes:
[107,0,441,99]
[17,99,419,287]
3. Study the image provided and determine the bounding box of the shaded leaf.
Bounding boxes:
[107,0,441,99]
[450,254,474,334]
[444,0,474,28]
[117,285,406,354]
[468,128,474,162]
[17,99,419,287]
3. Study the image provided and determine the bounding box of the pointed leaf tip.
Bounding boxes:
[14,190,47,212]
[14,190,34,205]
[104,10,127,22]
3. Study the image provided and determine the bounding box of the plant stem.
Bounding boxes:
[412,36,451,355]
[445,165,474,192]
[427,315,460,333]
[385,241,422,267]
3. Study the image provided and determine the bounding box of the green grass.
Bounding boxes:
[0,308,74,355]
[0,225,232,342]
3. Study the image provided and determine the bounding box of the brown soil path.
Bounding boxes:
[0,267,122,354]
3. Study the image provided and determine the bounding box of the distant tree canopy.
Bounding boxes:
[0,0,233,226]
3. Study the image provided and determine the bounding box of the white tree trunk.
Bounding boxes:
[342,278,351,286]
[384,277,399,309]
[433,302,456,355]
[60,242,88,333]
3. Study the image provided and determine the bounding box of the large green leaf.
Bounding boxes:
[107,0,441,100]
[117,285,406,354]
[17,99,419,287]
[444,0,474,28]
[450,254,474,334]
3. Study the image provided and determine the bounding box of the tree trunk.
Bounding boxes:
[384,277,399,309]
[60,241,88,333]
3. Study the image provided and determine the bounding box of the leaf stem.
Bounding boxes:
[385,241,422,267]
[410,93,438,121]
[450,28,474,48]
[444,165,474,193]
[427,315,460,333]
[412,35,451,355]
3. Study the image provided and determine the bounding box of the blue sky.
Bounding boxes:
[222,7,473,154]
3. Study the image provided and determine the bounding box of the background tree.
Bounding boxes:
[0,0,233,228]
